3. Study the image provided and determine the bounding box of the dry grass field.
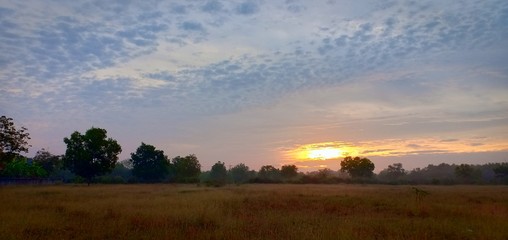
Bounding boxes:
[1,184,507,239]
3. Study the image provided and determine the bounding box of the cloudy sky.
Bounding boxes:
[1,0,507,172]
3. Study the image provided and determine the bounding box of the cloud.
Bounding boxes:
[179,21,205,32]
[1,0,507,171]
[201,0,224,13]
[171,4,188,15]
[236,1,259,15]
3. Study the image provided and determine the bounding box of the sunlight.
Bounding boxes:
[286,142,361,162]
[308,147,342,160]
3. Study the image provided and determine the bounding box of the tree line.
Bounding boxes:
[1,116,508,185]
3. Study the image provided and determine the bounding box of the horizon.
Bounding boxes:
[1,0,507,172]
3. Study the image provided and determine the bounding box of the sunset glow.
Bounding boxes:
[308,148,342,160]
[285,138,508,165]
[1,0,507,172]
[287,142,362,161]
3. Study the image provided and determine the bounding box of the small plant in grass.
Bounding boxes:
[411,186,429,203]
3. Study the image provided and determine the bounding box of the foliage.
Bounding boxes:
[280,165,298,180]
[63,127,122,184]
[340,156,375,178]
[130,143,169,182]
[1,156,47,178]
[406,163,456,184]
[33,149,62,177]
[493,163,508,177]
[207,161,228,187]
[0,116,31,169]
[111,161,133,180]
[170,154,201,183]
[257,165,281,183]
[229,163,251,184]
[378,163,406,182]
[455,164,481,183]
[493,163,508,184]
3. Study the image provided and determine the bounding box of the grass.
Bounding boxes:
[0,184,507,239]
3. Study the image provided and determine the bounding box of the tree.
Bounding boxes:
[170,154,201,183]
[0,116,31,169]
[258,165,281,182]
[229,163,251,184]
[493,163,508,184]
[2,156,47,178]
[455,164,480,183]
[208,161,228,186]
[340,156,375,178]
[378,163,406,182]
[280,164,298,180]
[130,143,169,182]
[33,149,62,176]
[63,127,122,185]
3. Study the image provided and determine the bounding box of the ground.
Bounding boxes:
[1,184,507,239]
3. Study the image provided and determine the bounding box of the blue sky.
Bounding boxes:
[1,0,507,171]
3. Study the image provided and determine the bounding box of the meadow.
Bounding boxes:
[0,184,507,240]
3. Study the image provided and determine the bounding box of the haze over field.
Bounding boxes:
[1,0,507,171]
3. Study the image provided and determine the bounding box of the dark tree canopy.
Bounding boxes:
[33,149,62,176]
[63,127,122,184]
[229,163,251,184]
[340,156,375,178]
[208,161,228,186]
[281,164,298,179]
[258,165,281,182]
[455,164,476,178]
[378,163,406,181]
[170,154,201,183]
[0,116,31,167]
[130,143,169,182]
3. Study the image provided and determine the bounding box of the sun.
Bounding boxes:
[307,147,343,160]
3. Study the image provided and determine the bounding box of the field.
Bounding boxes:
[1,184,507,239]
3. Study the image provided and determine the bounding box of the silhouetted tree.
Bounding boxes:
[378,163,406,182]
[455,164,481,183]
[130,143,169,182]
[340,156,375,178]
[63,127,122,185]
[229,163,254,184]
[258,165,281,182]
[281,164,298,180]
[493,163,508,184]
[208,161,228,186]
[406,163,456,184]
[170,154,201,183]
[0,116,31,170]
[33,149,62,177]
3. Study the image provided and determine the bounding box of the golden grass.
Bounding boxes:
[0,184,507,239]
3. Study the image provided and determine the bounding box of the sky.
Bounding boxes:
[1,0,507,172]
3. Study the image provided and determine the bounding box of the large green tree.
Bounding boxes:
[63,127,122,184]
[0,116,31,169]
[130,143,169,182]
[170,154,201,183]
[340,156,375,178]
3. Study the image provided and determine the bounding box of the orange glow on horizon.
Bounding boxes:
[288,142,361,161]
[308,147,342,160]
[284,138,508,163]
